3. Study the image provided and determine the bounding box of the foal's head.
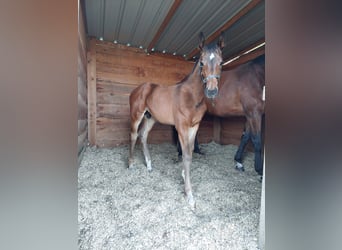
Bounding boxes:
[198,32,225,99]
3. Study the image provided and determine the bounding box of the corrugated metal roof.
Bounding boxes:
[84,0,264,61]
[221,0,265,59]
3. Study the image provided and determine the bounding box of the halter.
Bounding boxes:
[199,63,221,84]
[201,74,221,83]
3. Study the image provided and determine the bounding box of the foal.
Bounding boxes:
[128,32,224,208]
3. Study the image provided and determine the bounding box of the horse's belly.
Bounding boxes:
[148,106,174,125]
[207,100,244,117]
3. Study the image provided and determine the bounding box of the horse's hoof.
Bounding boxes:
[235,162,245,172]
[259,176,263,183]
[147,167,153,172]
[194,148,204,155]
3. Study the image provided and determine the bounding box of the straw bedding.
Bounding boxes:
[79,142,261,249]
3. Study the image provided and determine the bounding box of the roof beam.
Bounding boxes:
[222,45,264,71]
[186,0,263,60]
[147,0,183,52]
[223,37,265,62]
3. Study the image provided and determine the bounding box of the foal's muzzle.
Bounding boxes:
[203,74,220,98]
[204,87,218,98]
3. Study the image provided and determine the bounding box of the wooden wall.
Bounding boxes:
[78,2,88,162]
[88,39,196,147]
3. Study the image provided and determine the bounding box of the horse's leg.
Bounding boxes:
[128,112,145,169]
[177,125,198,209]
[173,127,182,158]
[175,129,202,157]
[251,132,263,175]
[139,115,155,172]
[246,111,263,175]
[250,112,263,175]
[193,133,204,155]
[234,122,251,172]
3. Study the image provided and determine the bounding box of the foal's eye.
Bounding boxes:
[199,62,204,67]
[220,61,224,66]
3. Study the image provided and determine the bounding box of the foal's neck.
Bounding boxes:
[187,62,204,96]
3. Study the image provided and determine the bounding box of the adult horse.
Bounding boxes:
[176,54,265,175]
[128,32,225,208]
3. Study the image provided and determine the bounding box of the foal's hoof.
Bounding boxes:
[128,161,134,169]
[235,162,245,172]
[186,195,196,210]
[146,160,153,172]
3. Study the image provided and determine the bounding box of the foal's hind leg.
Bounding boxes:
[128,112,145,169]
[234,123,251,172]
[139,115,155,171]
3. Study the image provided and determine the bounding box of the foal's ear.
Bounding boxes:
[198,32,205,51]
[217,31,225,50]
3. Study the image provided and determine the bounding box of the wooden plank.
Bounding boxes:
[97,136,174,147]
[78,75,87,103]
[78,120,87,136]
[78,129,87,154]
[97,92,129,105]
[78,93,87,120]
[78,57,87,89]
[97,81,136,94]
[96,127,130,141]
[213,117,221,144]
[97,104,130,119]
[221,116,246,127]
[96,138,130,148]
[78,0,87,57]
[96,41,185,61]
[78,39,87,74]
[223,47,265,71]
[96,71,186,87]
[223,38,265,65]
[96,50,192,70]
[96,61,192,82]
[87,38,97,145]
[220,136,243,146]
[97,117,130,130]
[96,63,191,86]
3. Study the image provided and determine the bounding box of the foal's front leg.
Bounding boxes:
[178,125,198,209]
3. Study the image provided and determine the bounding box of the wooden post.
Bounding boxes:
[87,38,97,145]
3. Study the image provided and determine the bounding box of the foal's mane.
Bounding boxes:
[176,60,200,85]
